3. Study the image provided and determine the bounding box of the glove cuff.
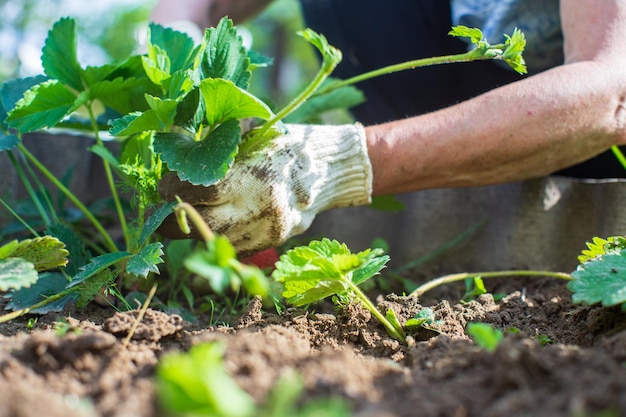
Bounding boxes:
[296,123,373,213]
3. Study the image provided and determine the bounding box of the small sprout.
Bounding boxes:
[467,322,503,352]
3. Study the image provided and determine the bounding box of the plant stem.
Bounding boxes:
[87,106,130,251]
[346,280,406,342]
[611,145,626,171]
[7,150,51,225]
[410,270,574,298]
[17,144,118,253]
[174,201,215,243]
[313,50,489,98]
[0,287,76,323]
[239,49,339,155]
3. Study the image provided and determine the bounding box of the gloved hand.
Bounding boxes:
[158,123,373,254]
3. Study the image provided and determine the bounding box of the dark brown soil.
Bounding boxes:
[1,276,626,417]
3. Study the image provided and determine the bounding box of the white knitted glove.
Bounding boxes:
[158,123,373,253]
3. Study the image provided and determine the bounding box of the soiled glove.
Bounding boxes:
[158,123,373,253]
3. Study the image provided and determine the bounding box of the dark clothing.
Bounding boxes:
[298,0,626,178]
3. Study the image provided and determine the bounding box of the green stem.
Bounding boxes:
[17,144,118,253]
[0,287,77,323]
[174,201,215,243]
[347,280,406,343]
[87,106,130,251]
[239,51,339,155]
[611,145,626,171]
[410,270,574,298]
[7,150,51,225]
[313,49,488,98]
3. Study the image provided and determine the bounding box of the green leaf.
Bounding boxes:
[184,236,238,294]
[157,342,255,417]
[199,17,251,89]
[448,25,484,46]
[109,110,162,136]
[126,242,164,278]
[467,322,503,352]
[0,258,38,291]
[142,45,171,86]
[6,79,79,133]
[88,77,154,115]
[0,236,69,271]
[502,28,527,75]
[568,250,626,307]
[139,202,177,246]
[68,251,131,287]
[298,28,342,68]
[273,238,388,306]
[199,78,273,127]
[5,272,76,313]
[1,75,47,130]
[41,17,83,91]
[75,268,115,309]
[149,23,199,73]
[578,236,626,264]
[46,222,88,276]
[154,119,241,186]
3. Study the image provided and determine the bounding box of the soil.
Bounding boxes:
[1,276,626,417]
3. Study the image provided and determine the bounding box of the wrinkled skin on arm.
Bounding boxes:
[366,0,626,196]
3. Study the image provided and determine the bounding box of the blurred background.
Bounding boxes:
[0,0,319,104]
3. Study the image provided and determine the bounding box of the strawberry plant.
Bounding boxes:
[0,15,527,320]
[271,238,410,341]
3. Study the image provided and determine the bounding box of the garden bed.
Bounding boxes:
[1,276,625,417]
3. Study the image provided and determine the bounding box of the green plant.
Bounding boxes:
[156,342,351,417]
[567,236,626,309]
[0,15,527,321]
[271,238,413,341]
[466,322,503,352]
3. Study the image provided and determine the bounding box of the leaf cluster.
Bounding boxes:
[569,236,626,309]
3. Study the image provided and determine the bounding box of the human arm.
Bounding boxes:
[366,0,626,195]
[150,0,273,29]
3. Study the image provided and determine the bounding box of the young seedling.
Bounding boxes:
[271,238,409,342]
[466,322,503,352]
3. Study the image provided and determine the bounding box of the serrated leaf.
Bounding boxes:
[298,28,342,68]
[88,77,155,115]
[1,75,48,131]
[199,78,273,127]
[126,242,164,278]
[5,236,69,271]
[199,17,251,89]
[578,236,626,264]
[139,202,177,246]
[0,258,38,291]
[41,17,83,91]
[45,223,88,276]
[569,250,626,307]
[109,110,163,136]
[149,23,199,73]
[75,268,114,308]
[68,251,131,287]
[448,25,484,45]
[5,272,76,313]
[273,238,388,306]
[6,79,79,133]
[154,119,241,186]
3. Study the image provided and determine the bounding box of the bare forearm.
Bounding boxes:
[367,61,626,195]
